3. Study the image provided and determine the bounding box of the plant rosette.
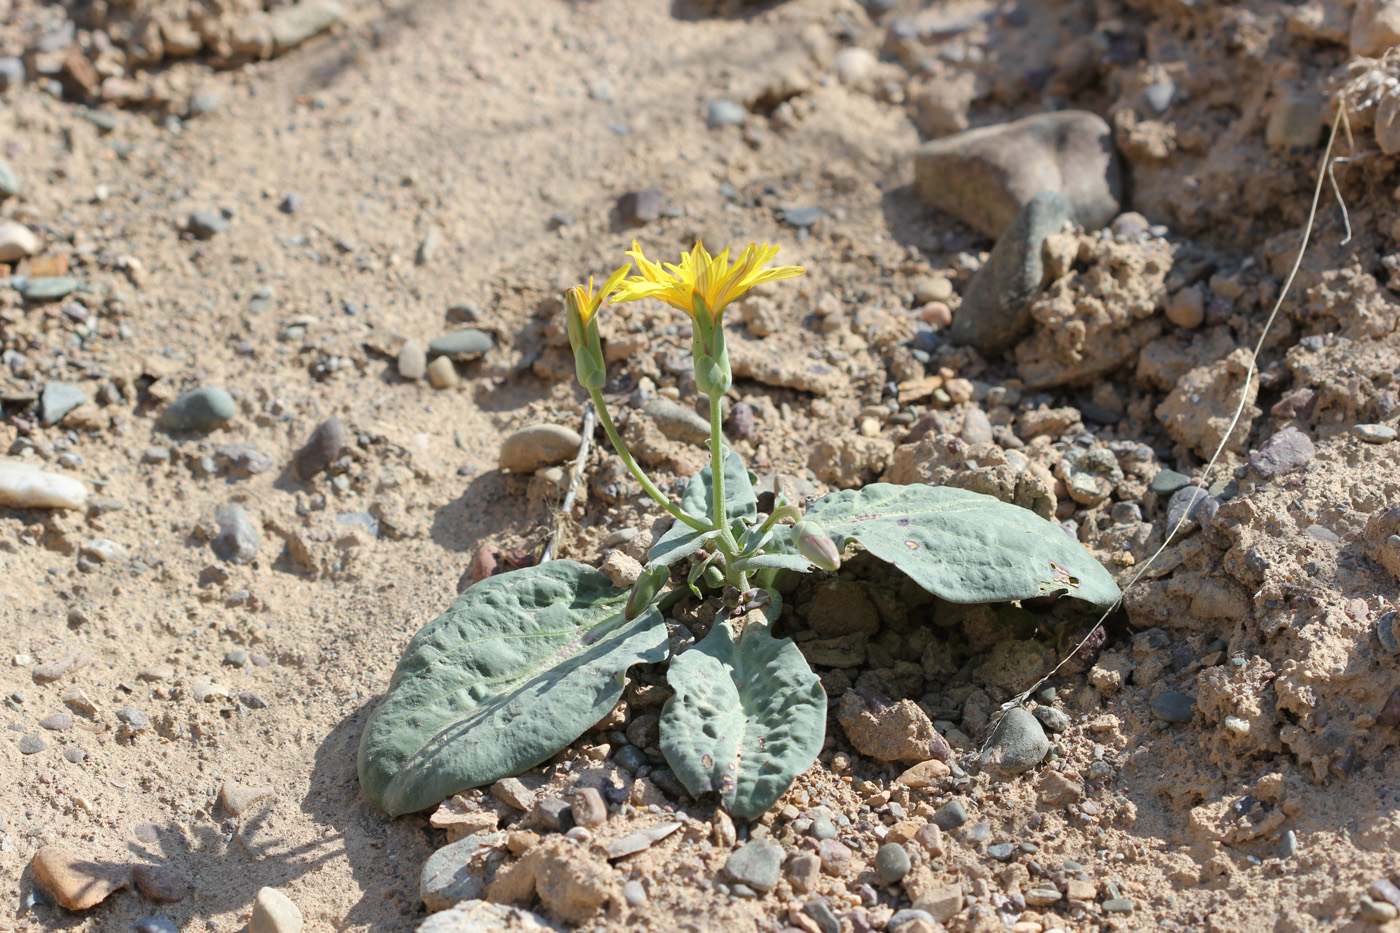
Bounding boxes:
[358,241,1121,820]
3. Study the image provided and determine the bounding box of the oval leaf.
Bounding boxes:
[358,561,667,816]
[804,483,1120,607]
[660,609,826,820]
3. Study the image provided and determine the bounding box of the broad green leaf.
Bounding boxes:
[660,602,826,820]
[358,561,668,816]
[804,483,1120,607]
[648,447,758,564]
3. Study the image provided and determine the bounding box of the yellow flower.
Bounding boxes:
[564,264,631,328]
[614,240,804,321]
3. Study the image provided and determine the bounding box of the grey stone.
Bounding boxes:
[784,206,824,228]
[622,880,647,907]
[418,899,562,933]
[186,210,229,239]
[932,800,968,829]
[950,191,1074,355]
[116,707,150,731]
[1033,705,1071,733]
[724,841,782,892]
[213,504,260,564]
[978,707,1049,775]
[40,382,88,425]
[1249,426,1315,480]
[1166,485,1213,532]
[0,157,19,197]
[960,406,994,445]
[162,386,235,432]
[617,188,665,227]
[39,713,73,731]
[1149,469,1190,495]
[421,835,499,912]
[216,443,274,475]
[530,797,574,832]
[804,898,841,933]
[706,99,747,128]
[19,276,79,301]
[875,843,911,883]
[644,398,710,445]
[428,329,493,360]
[269,0,344,53]
[0,57,24,92]
[417,227,442,265]
[134,918,179,933]
[1354,423,1397,444]
[397,340,427,380]
[987,842,1015,861]
[889,909,936,933]
[18,733,45,754]
[1152,690,1195,723]
[1378,611,1400,654]
[294,416,347,480]
[1266,95,1323,150]
[613,744,646,774]
[499,424,582,473]
[914,110,1122,239]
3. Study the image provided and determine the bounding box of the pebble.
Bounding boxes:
[804,898,842,933]
[427,355,460,389]
[216,443,274,475]
[875,843,911,883]
[644,398,710,445]
[134,918,179,933]
[1152,690,1195,723]
[570,788,607,827]
[987,842,1016,861]
[418,899,560,933]
[39,713,74,731]
[706,99,747,128]
[429,329,493,360]
[0,220,40,261]
[1248,426,1315,480]
[294,416,347,480]
[239,691,271,709]
[133,863,184,902]
[530,797,574,832]
[1149,469,1190,495]
[250,886,303,933]
[1353,423,1396,444]
[499,424,582,473]
[1166,286,1205,329]
[213,504,260,564]
[818,838,853,877]
[889,909,937,933]
[914,110,1121,238]
[19,276,79,301]
[269,0,344,52]
[421,835,497,911]
[978,708,1049,775]
[117,707,150,731]
[788,853,821,892]
[0,459,88,509]
[31,845,129,909]
[617,188,665,227]
[723,841,782,892]
[1143,81,1175,114]
[417,227,442,265]
[226,649,249,667]
[186,209,229,239]
[1265,95,1323,150]
[810,814,838,840]
[960,407,994,445]
[1378,611,1400,654]
[1033,706,1071,733]
[950,190,1073,355]
[833,46,876,85]
[19,733,45,754]
[1166,485,1214,532]
[783,206,825,228]
[932,800,969,829]
[0,156,18,198]
[623,879,647,907]
[161,386,235,432]
[397,340,427,380]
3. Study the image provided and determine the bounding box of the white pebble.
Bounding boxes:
[0,459,88,509]
[250,886,303,933]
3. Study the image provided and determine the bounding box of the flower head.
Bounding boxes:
[614,240,804,322]
[564,264,631,331]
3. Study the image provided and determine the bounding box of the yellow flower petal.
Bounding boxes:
[612,240,804,322]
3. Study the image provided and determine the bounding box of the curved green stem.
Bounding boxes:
[709,393,726,534]
[590,389,709,533]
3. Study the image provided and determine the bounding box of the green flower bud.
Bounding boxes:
[625,565,669,621]
[792,519,841,571]
[566,286,608,391]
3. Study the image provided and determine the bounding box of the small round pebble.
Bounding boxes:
[1149,469,1191,496]
[225,650,249,667]
[933,800,969,829]
[987,842,1016,861]
[135,919,179,933]
[117,707,150,730]
[161,387,236,432]
[1152,690,1195,723]
[1353,423,1396,444]
[18,733,46,754]
[875,843,911,883]
[429,328,493,360]
[623,879,647,907]
[723,841,782,893]
[1033,705,1071,733]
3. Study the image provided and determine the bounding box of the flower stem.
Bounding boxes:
[709,393,727,534]
[590,389,709,533]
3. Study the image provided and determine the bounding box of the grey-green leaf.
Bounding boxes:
[804,483,1120,606]
[358,561,668,816]
[660,609,826,820]
[649,447,758,563]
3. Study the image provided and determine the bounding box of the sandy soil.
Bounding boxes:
[6,0,1400,931]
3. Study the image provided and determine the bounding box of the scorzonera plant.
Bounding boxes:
[358,241,1120,820]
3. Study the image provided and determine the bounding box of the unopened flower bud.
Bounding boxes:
[625,565,669,621]
[792,520,841,571]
